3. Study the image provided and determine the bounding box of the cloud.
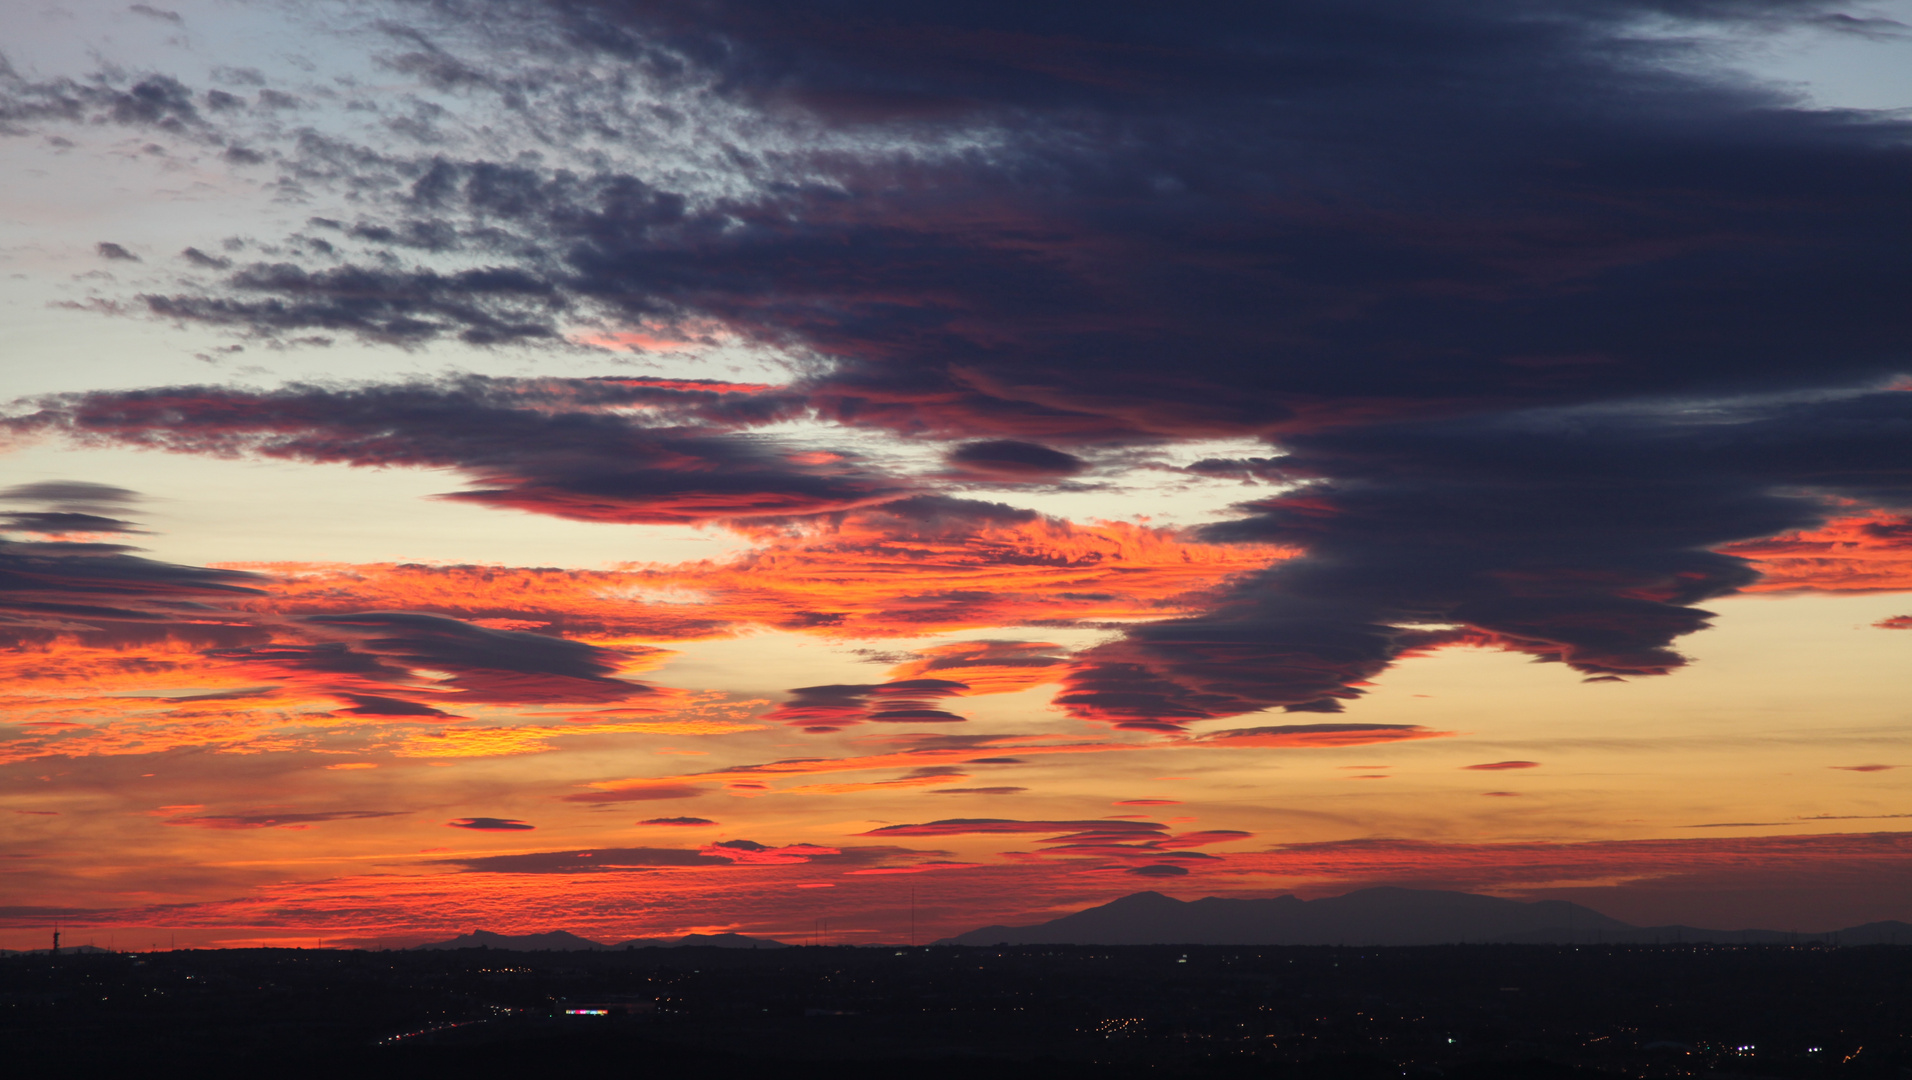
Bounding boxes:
[446,846,731,872]
[1462,761,1541,771]
[0,481,140,508]
[946,440,1085,479]
[447,817,534,830]
[700,839,841,865]
[562,781,707,803]
[45,492,1272,646]
[1053,388,1912,727]
[1829,764,1896,773]
[843,861,980,876]
[885,640,1069,696]
[95,242,140,261]
[640,816,718,826]
[1129,864,1190,877]
[439,841,915,873]
[14,377,910,527]
[163,810,403,829]
[763,678,970,732]
[1,511,145,537]
[859,816,1247,871]
[861,818,1165,838]
[128,5,184,25]
[928,787,1025,795]
[1179,724,1453,747]
[0,532,266,648]
[197,610,677,715]
[1726,513,1912,594]
[100,0,1905,727]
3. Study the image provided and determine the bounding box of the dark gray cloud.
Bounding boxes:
[208,610,665,706]
[764,678,970,732]
[0,511,143,535]
[162,810,404,829]
[10,377,907,526]
[1064,391,1912,726]
[947,440,1085,479]
[13,0,1912,730]
[447,817,535,830]
[0,481,140,507]
[0,534,266,647]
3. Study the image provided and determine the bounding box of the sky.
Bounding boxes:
[2,0,1911,950]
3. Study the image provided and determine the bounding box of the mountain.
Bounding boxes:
[412,929,788,951]
[667,932,789,949]
[413,929,611,951]
[937,887,1900,946]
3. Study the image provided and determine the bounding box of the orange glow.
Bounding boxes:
[226,509,1281,641]
[12,829,1902,947]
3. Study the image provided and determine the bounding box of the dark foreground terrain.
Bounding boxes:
[5,943,1909,1079]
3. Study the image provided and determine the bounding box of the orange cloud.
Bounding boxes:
[1178,723,1453,748]
[1723,512,1912,593]
[226,504,1281,642]
[1462,760,1540,771]
[886,640,1070,696]
[561,781,709,804]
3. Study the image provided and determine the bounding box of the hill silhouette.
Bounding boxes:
[938,887,1912,946]
[411,929,786,951]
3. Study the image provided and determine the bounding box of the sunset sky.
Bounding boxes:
[4,0,1912,950]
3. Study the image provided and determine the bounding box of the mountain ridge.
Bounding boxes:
[411,928,787,951]
[936,887,1912,946]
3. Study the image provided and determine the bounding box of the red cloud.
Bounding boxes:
[1462,760,1541,771]
[1830,764,1896,773]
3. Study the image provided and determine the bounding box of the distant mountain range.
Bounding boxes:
[937,888,1912,947]
[411,929,787,951]
[0,944,115,956]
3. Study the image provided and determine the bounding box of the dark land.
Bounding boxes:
[6,941,1910,1079]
